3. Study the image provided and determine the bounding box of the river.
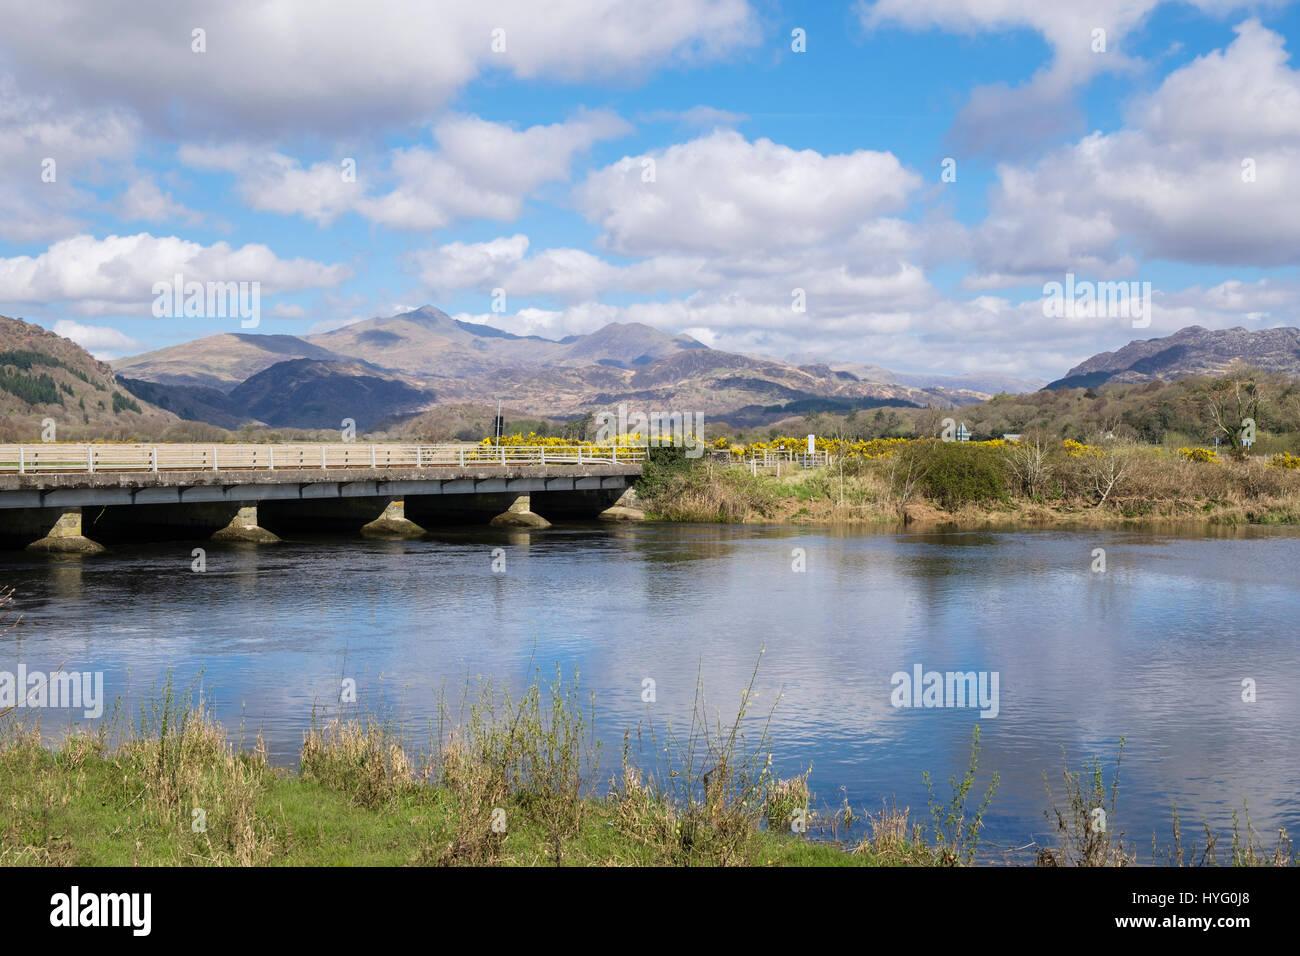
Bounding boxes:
[2,521,1297,860]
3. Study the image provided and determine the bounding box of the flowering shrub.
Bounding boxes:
[1177,446,1219,464]
[1269,451,1300,469]
[1063,439,1102,458]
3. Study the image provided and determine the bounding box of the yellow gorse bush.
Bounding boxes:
[1269,451,1300,469]
[1177,446,1220,464]
[1063,439,1103,458]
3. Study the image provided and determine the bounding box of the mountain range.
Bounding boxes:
[1046,325,1300,390]
[5,311,1299,438]
[111,306,1031,429]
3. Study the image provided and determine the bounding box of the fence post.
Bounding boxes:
[501,445,505,465]
[268,446,274,471]
[213,446,219,472]
[18,447,23,474]
[88,445,94,474]
[151,447,158,473]
[459,446,465,467]
[371,444,377,469]
[321,446,327,470]
[417,446,422,469]
[540,447,545,466]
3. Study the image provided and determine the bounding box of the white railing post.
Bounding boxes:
[268,446,275,471]
[18,447,23,474]
[151,447,158,472]
[540,447,545,466]
[213,446,219,472]
[321,446,327,470]
[416,446,422,468]
[500,445,506,465]
[459,446,465,467]
[87,445,94,474]
[612,446,618,463]
[371,444,376,469]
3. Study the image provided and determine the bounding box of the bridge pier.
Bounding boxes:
[488,494,551,529]
[360,498,426,539]
[211,503,280,544]
[26,507,105,555]
[599,487,646,522]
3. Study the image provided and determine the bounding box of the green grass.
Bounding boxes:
[2,660,1291,868]
[0,731,890,867]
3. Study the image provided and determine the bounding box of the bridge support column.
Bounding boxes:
[361,499,426,539]
[26,507,105,554]
[212,503,280,543]
[599,486,646,522]
[489,494,551,529]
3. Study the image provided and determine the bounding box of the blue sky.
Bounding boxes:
[1,0,1298,380]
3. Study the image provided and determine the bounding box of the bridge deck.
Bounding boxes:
[0,444,643,510]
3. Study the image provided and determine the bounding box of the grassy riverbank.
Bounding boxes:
[0,672,930,867]
[635,441,1300,528]
[1,669,1293,867]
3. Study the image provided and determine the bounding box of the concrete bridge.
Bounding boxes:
[0,443,645,552]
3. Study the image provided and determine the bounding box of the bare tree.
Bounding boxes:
[1196,367,1262,459]
[1084,441,1135,507]
[914,406,946,439]
[1006,431,1053,499]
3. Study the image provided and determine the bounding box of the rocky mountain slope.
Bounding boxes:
[1047,326,1300,390]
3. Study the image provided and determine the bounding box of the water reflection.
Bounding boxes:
[1,521,1297,855]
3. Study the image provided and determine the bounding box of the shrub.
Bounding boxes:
[919,442,1009,511]
[634,446,696,501]
[1178,446,1219,464]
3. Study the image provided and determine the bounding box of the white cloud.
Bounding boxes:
[0,0,757,135]
[0,234,352,316]
[575,130,920,257]
[51,320,143,358]
[969,20,1300,284]
[859,0,1281,157]
[0,73,139,240]
[182,111,629,228]
[118,176,202,226]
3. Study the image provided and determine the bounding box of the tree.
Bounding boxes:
[1195,368,1262,459]
[914,405,946,439]
[1006,431,1053,499]
[1083,441,1136,507]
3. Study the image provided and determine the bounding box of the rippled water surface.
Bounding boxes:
[3,521,1298,857]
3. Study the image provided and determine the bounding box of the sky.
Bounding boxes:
[1,0,1299,380]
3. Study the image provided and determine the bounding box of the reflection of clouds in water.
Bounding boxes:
[1,524,1297,847]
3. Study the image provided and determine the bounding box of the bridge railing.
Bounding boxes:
[0,443,646,475]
